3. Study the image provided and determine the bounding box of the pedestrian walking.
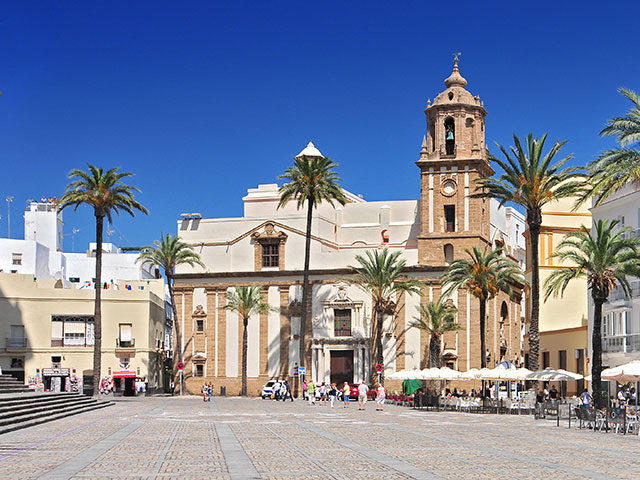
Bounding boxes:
[329,383,337,408]
[319,382,327,406]
[273,380,281,400]
[342,382,350,408]
[307,380,316,405]
[202,383,208,402]
[208,382,213,402]
[170,380,175,396]
[302,380,308,401]
[376,383,386,411]
[357,381,368,410]
[282,380,293,402]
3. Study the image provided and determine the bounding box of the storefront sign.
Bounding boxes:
[42,368,70,376]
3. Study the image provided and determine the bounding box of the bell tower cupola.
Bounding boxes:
[416,56,494,266]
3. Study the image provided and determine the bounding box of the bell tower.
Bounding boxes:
[416,57,494,266]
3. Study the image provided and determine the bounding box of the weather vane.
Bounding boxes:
[453,52,461,63]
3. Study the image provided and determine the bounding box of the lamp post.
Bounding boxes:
[6,196,13,239]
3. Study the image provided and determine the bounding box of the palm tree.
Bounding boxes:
[583,89,640,206]
[441,246,523,368]
[137,233,205,395]
[474,134,583,371]
[345,249,424,384]
[544,219,640,408]
[223,286,275,396]
[278,147,347,375]
[410,298,462,368]
[59,165,148,396]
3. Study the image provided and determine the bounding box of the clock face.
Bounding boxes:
[442,179,457,196]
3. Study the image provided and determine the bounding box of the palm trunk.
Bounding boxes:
[92,214,104,398]
[527,211,542,372]
[374,305,384,385]
[299,199,314,377]
[167,275,183,395]
[479,298,487,368]
[429,334,441,368]
[591,293,605,409]
[242,316,248,396]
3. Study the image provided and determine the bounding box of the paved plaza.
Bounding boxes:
[0,395,637,479]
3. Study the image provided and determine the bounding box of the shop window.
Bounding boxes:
[334,309,352,337]
[12,253,22,265]
[195,364,204,377]
[196,319,204,332]
[444,205,455,232]
[262,243,279,268]
[10,357,23,369]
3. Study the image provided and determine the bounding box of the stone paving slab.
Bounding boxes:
[0,395,637,479]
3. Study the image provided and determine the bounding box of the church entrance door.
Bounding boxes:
[330,350,354,386]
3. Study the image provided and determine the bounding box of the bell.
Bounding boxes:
[446,131,454,141]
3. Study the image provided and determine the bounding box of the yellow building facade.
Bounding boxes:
[525,197,591,396]
[0,273,167,395]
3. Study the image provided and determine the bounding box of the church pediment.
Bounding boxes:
[323,282,362,309]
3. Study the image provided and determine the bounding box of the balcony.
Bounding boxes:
[116,338,135,349]
[621,228,640,239]
[6,337,27,351]
[603,333,640,354]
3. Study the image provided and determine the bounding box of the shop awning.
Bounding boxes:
[112,371,137,378]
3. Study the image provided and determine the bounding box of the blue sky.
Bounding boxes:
[0,2,638,251]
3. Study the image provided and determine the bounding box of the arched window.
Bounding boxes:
[444,117,455,155]
[501,301,508,323]
[381,229,389,244]
[444,244,454,265]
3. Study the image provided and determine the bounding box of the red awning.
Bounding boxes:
[112,371,137,378]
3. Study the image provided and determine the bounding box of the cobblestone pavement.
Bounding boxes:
[0,395,637,479]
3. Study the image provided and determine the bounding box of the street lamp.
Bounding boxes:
[6,196,13,239]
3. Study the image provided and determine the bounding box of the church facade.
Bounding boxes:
[173,60,526,395]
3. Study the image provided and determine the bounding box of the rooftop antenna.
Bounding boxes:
[6,196,13,239]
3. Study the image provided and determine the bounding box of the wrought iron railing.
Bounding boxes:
[603,333,640,353]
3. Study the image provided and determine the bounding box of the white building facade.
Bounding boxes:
[589,183,640,369]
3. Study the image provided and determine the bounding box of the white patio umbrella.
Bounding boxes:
[435,367,462,380]
[416,368,442,380]
[526,367,584,382]
[602,360,640,382]
[458,368,481,380]
[387,369,413,380]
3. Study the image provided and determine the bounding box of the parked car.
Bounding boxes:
[344,383,376,400]
[261,379,279,399]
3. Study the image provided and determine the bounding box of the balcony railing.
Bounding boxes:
[6,337,27,349]
[603,333,640,353]
[116,338,135,348]
[621,228,640,239]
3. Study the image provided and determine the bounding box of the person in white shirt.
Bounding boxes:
[272,381,281,400]
[357,381,369,410]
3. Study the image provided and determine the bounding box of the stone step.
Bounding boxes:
[0,396,97,419]
[0,388,32,394]
[0,398,100,428]
[0,392,77,404]
[0,401,113,436]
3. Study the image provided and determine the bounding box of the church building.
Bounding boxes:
[173,60,526,395]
